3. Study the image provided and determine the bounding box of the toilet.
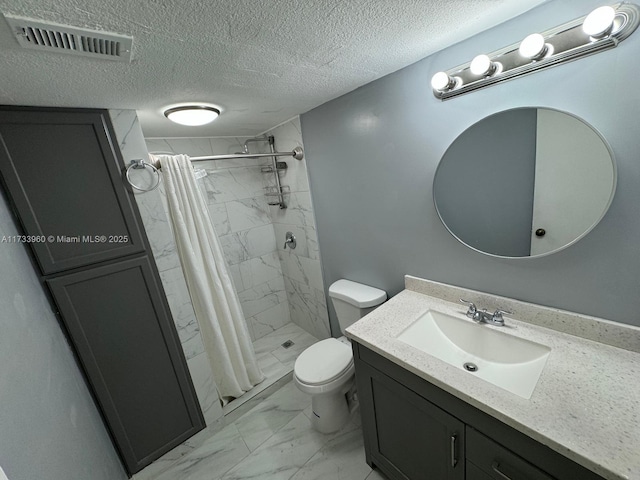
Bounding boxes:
[293,279,387,433]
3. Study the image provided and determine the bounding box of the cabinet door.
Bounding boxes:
[0,108,145,274]
[47,255,204,473]
[357,363,464,480]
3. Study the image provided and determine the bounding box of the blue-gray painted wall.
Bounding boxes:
[301,0,640,332]
[0,192,126,479]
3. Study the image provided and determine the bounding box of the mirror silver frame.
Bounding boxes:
[433,107,617,259]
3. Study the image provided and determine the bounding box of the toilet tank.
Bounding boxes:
[328,279,387,334]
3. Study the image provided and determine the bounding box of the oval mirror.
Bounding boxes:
[433,108,616,258]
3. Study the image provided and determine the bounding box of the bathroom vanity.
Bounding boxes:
[346,276,640,480]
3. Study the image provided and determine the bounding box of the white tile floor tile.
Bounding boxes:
[234,381,310,451]
[154,424,250,480]
[289,422,371,480]
[365,470,389,480]
[221,412,331,480]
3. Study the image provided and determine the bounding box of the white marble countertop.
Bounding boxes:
[345,278,640,480]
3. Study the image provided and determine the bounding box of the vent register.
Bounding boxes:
[3,14,133,62]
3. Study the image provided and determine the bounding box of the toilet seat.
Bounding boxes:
[294,338,353,385]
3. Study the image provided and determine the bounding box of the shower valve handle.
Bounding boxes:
[284,232,297,250]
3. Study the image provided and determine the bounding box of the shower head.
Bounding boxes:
[242,136,268,153]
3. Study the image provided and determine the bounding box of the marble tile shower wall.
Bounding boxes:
[264,118,331,340]
[109,110,222,428]
[144,136,292,341]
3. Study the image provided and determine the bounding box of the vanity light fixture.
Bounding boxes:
[430,3,639,100]
[164,105,221,126]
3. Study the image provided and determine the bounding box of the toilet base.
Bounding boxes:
[310,391,350,434]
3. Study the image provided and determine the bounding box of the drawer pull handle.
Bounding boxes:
[450,434,458,467]
[491,462,513,480]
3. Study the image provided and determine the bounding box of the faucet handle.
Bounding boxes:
[460,299,477,314]
[492,308,513,323]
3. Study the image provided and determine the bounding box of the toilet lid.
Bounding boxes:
[294,338,353,385]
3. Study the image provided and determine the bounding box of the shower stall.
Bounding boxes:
[118,115,330,426]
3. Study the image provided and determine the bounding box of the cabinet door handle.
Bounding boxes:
[450,434,458,467]
[491,462,513,480]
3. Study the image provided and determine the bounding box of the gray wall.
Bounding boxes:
[434,108,536,256]
[301,0,640,331]
[0,192,126,479]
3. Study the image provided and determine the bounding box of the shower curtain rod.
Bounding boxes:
[148,146,304,169]
[125,146,304,193]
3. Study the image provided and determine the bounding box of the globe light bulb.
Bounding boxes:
[519,33,549,59]
[470,55,495,76]
[583,6,616,38]
[431,71,454,91]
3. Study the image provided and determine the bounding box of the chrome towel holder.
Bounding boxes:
[126,159,161,192]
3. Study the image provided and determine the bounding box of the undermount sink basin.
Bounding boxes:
[396,310,550,399]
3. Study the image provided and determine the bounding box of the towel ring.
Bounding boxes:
[126,159,161,192]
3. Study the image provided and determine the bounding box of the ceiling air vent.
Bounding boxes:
[3,14,133,62]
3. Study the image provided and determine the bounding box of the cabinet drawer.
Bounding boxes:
[467,427,555,480]
[466,461,495,480]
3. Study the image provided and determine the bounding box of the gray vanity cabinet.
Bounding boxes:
[353,343,604,480]
[357,359,464,479]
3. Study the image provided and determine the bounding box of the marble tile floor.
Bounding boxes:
[134,379,388,480]
[136,322,353,480]
[222,322,320,419]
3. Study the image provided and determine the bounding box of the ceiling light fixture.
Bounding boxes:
[430,3,640,100]
[164,105,221,126]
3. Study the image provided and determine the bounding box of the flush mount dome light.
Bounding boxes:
[164,105,220,126]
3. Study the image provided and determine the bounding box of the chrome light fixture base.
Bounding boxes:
[431,3,640,100]
[164,105,221,126]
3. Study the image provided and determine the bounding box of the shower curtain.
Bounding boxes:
[154,154,265,403]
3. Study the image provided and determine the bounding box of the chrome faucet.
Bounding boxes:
[460,299,511,326]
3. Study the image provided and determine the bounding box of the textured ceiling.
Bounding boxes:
[0,0,546,137]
